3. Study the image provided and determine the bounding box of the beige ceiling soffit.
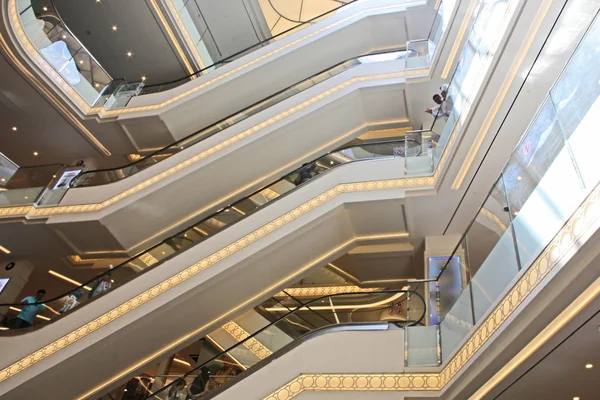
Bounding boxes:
[0,71,421,219]
[451,0,552,190]
[147,0,195,75]
[221,321,273,359]
[0,177,431,387]
[263,170,600,398]
[0,32,110,156]
[441,0,478,79]
[471,274,600,399]
[75,233,405,399]
[162,0,206,68]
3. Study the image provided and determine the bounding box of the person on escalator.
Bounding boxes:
[59,288,85,314]
[8,289,46,329]
[186,367,211,399]
[88,273,112,299]
[293,162,317,186]
[167,378,187,400]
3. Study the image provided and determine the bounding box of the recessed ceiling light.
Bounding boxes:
[141,76,146,81]
[112,25,117,31]
[33,151,38,156]
[126,51,132,57]
[79,60,83,64]
[11,126,17,131]
[517,176,522,181]
[42,6,48,11]
[574,397,580,400]
[94,82,100,88]
[62,34,66,39]
[1,178,5,182]
[24,196,28,200]
[586,363,593,369]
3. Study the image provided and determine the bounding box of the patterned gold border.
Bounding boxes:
[7,0,422,117]
[264,373,441,399]
[221,321,273,360]
[274,285,382,298]
[262,148,600,399]
[0,68,426,220]
[0,176,431,384]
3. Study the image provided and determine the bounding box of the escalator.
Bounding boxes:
[106,289,426,400]
[68,49,416,188]
[0,138,421,334]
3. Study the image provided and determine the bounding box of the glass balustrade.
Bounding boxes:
[0,138,418,334]
[432,14,600,361]
[132,289,427,399]
[17,0,112,106]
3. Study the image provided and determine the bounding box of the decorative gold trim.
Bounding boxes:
[264,147,600,398]
[0,178,431,384]
[274,285,382,298]
[264,373,441,399]
[221,321,273,359]
[0,71,425,220]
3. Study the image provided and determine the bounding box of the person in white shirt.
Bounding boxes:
[425,94,450,120]
[59,288,85,314]
[89,273,112,299]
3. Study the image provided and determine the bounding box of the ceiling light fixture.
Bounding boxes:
[141,76,146,81]
[112,26,118,31]
[173,358,191,367]
[94,82,100,88]
[126,51,133,57]
[42,6,48,11]
[0,245,11,254]
[585,363,593,369]
[48,270,92,291]
[574,397,580,400]
[517,176,522,181]
[33,151,38,156]
[79,60,84,64]
[11,126,17,131]
[62,34,66,39]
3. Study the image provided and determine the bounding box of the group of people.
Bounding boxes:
[425,84,451,120]
[4,272,113,330]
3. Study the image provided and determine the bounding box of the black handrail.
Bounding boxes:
[70,47,415,188]
[145,289,426,399]
[0,138,417,313]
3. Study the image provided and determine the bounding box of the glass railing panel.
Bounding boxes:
[439,282,474,361]
[0,139,411,333]
[18,2,111,107]
[0,164,62,207]
[405,325,439,367]
[147,290,425,399]
[504,98,585,269]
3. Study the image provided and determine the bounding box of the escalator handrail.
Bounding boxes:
[0,138,418,311]
[145,289,425,399]
[138,0,361,92]
[70,47,415,188]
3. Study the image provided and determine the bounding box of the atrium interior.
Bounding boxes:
[0,0,599,399]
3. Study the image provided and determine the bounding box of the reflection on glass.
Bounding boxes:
[436,14,600,361]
